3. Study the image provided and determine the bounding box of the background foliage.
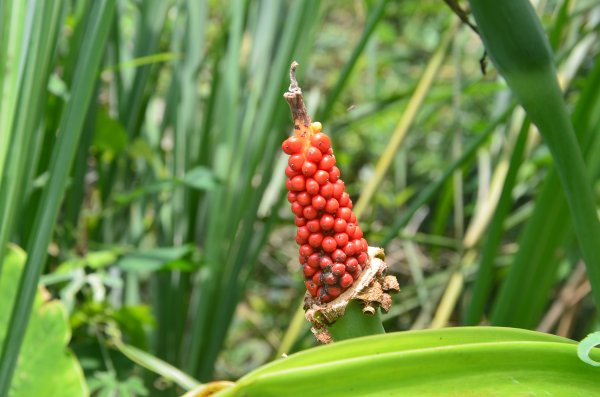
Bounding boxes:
[0,0,599,395]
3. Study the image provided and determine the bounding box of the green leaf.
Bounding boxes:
[117,245,195,273]
[93,107,128,156]
[213,327,600,397]
[181,166,218,191]
[578,332,600,367]
[0,246,87,397]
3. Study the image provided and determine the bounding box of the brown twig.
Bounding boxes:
[283,61,313,138]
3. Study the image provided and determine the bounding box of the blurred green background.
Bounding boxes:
[1,0,599,395]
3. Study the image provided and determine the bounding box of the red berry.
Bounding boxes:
[294,216,306,227]
[320,182,334,199]
[337,207,352,221]
[333,180,344,199]
[345,257,358,273]
[339,192,350,207]
[306,219,320,233]
[361,238,369,252]
[305,281,319,296]
[312,271,323,285]
[331,263,346,275]
[353,227,363,240]
[329,166,340,182]
[320,214,335,231]
[314,170,329,185]
[328,286,341,298]
[285,179,292,191]
[343,241,356,256]
[322,236,337,253]
[287,192,297,203]
[357,252,368,264]
[319,155,336,171]
[303,264,317,277]
[303,205,318,220]
[299,253,308,264]
[321,292,332,302]
[335,233,349,247]
[306,146,323,163]
[308,232,324,248]
[306,178,320,195]
[285,166,299,178]
[332,249,346,263]
[290,175,306,191]
[311,133,331,153]
[296,192,310,206]
[288,154,304,171]
[333,218,347,233]
[324,273,337,285]
[320,256,333,269]
[299,244,313,257]
[325,198,339,214]
[302,161,317,177]
[282,136,303,154]
[349,212,357,224]
[340,273,354,288]
[296,226,310,240]
[291,202,304,217]
[308,253,321,268]
[311,195,326,210]
[346,223,356,237]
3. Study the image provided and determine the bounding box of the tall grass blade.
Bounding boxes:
[468,0,600,315]
[0,1,115,392]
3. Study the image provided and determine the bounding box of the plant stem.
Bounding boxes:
[327,300,385,341]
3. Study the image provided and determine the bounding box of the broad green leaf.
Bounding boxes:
[93,107,129,157]
[211,327,600,397]
[117,245,195,273]
[181,166,218,191]
[0,246,87,397]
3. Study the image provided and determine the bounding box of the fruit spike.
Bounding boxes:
[283,62,368,304]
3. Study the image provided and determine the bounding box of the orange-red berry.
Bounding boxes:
[320,256,333,269]
[329,166,340,182]
[339,192,350,207]
[334,232,349,247]
[302,161,317,177]
[288,154,304,171]
[285,166,299,178]
[319,155,336,171]
[322,236,337,253]
[314,170,329,185]
[320,214,334,231]
[282,136,303,154]
[308,232,324,248]
[290,175,306,191]
[332,249,346,263]
[333,218,347,233]
[331,263,346,275]
[311,133,331,153]
[306,147,323,163]
[345,257,358,273]
[306,219,320,233]
[325,198,339,214]
[303,205,318,220]
[337,207,352,221]
[294,216,306,227]
[311,195,326,210]
[340,273,354,288]
[320,183,334,199]
[306,178,320,195]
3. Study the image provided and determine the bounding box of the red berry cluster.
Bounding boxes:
[283,122,368,303]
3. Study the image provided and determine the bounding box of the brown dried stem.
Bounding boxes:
[283,61,313,139]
